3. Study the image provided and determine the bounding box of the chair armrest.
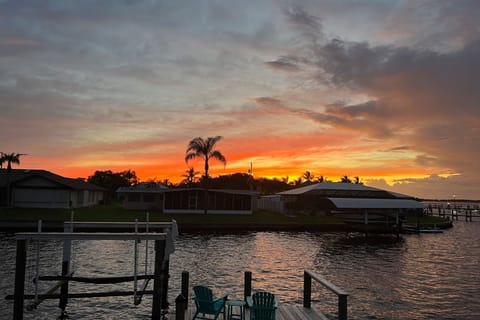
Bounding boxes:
[213,294,228,303]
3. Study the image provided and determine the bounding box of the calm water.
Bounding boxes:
[1,221,479,319]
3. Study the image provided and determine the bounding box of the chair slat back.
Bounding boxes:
[251,291,276,320]
[193,285,215,313]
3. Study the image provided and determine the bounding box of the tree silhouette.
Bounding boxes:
[185,136,226,213]
[185,136,226,183]
[302,171,315,182]
[1,152,26,206]
[1,152,25,170]
[340,175,352,183]
[181,167,200,187]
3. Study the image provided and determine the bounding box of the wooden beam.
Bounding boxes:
[15,232,167,241]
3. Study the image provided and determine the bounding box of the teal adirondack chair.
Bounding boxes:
[192,285,228,320]
[247,291,277,320]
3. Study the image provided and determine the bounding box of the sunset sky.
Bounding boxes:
[1,0,479,199]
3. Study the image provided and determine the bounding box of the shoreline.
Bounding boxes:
[0,220,453,234]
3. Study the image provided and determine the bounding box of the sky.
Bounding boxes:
[1,0,479,199]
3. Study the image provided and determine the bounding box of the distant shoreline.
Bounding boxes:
[0,220,452,234]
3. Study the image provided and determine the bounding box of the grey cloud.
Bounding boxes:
[264,56,302,72]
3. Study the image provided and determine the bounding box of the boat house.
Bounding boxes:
[273,182,423,229]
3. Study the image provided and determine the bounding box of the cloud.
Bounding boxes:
[271,3,480,197]
[264,56,302,72]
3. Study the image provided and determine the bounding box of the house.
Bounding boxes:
[270,182,423,229]
[163,188,258,214]
[116,182,168,210]
[0,169,105,208]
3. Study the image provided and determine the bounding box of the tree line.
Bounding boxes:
[2,136,363,200]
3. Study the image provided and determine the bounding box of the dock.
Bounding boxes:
[174,270,348,320]
[174,305,329,320]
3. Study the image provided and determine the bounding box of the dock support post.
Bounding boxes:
[175,294,186,320]
[13,239,27,320]
[338,294,348,320]
[181,271,189,309]
[303,270,312,308]
[152,239,167,320]
[59,214,73,317]
[161,259,170,310]
[244,271,252,302]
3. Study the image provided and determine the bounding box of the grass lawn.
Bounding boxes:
[0,203,343,226]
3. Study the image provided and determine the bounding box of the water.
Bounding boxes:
[1,222,479,319]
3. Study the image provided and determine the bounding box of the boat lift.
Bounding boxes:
[6,216,178,320]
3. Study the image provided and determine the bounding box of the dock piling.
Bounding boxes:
[181,271,189,308]
[13,239,27,320]
[244,271,252,302]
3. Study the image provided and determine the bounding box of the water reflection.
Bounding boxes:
[1,223,479,319]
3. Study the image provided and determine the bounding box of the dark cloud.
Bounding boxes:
[264,56,301,72]
[274,3,480,196]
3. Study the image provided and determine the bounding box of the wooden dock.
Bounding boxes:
[174,305,329,320]
[174,270,348,320]
[277,305,328,320]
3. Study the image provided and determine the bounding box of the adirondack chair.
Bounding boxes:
[247,291,277,320]
[192,285,228,320]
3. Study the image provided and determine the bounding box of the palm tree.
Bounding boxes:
[185,136,227,182]
[1,152,25,170]
[185,136,227,213]
[181,167,200,187]
[340,175,352,183]
[302,171,315,182]
[1,152,26,206]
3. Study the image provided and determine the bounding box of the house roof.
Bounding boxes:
[0,169,104,191]
[327,197,423,209]
[117,182,168,194]
[163,188,259,195]
[277,182,414,199]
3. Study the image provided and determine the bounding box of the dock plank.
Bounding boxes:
[174,305,328,320]
[277,306,329,320]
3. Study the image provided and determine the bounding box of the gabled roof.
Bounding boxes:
[117,182,168,194]
[0,169,104,191]
[163,188,259,196]
[277,182,415,199]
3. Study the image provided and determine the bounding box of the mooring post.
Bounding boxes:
[303,270,312,308]
[152,239,167,320]
[338,294,348,320]
[161,259,170,310]
[181,271,189,309]
[59,217,73,314]
[175,294,187,320]
[244,271,252,302]
[13,239,27,320]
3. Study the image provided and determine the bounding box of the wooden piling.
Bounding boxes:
[338,294,348,320]
[244,271,252,302]
[303,271,311,308]
[13,239,27,320]
[152,239,167,320]
[181,271,189,308]
[175,294,187,320]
